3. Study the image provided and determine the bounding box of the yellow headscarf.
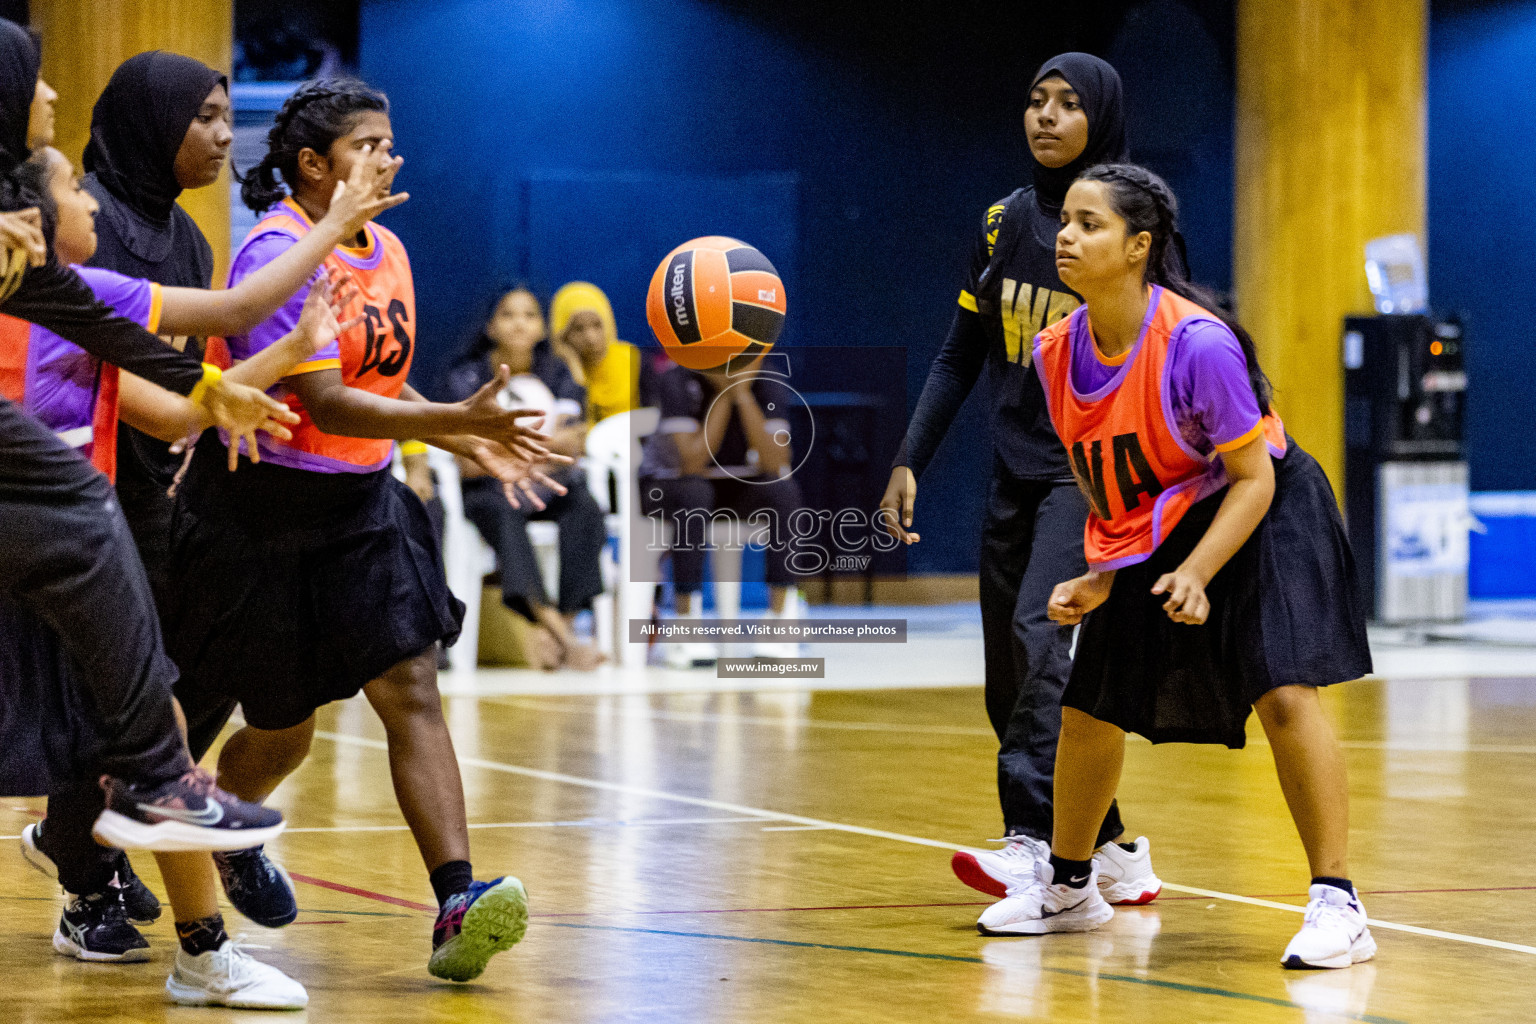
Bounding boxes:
[549,280,617,345]
[549,281,640,424]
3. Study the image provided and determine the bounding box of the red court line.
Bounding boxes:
[286,871,1536,921]
[530,900,995,919]
[288,873,434,913]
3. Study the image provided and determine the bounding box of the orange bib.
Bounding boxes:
[238,199,416,472]
[1033,287,1285,570]
[0,313,119,482]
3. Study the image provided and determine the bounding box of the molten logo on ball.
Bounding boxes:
[647,236,786,370]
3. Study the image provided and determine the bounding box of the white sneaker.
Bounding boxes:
[951,836,1048,898]
[1281,884,1377,969]
[1093,836,1162,905]
[165,939,309,1009]
[976,859,1115,936]
[753,590,805,659]
[20,822,58,879]
[661,601,719,668]
[662,639,718,669]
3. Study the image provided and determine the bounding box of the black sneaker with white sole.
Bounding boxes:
[112,853,162,925]
[214,846,298,928]
[54,890,150,963]
[20,822,161,924]
[93,767,285,853]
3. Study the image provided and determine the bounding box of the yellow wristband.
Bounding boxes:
[187,362,223,407]
[399,440,428,456]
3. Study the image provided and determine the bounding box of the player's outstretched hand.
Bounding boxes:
[460,437,572,511]
[1151,565,1210,625]
[325,141,408,236]
[878,466,920,545]
[457,364,557,461]
[1047,570,1116,626]
[294,268,364,358]
[198,379,301,471]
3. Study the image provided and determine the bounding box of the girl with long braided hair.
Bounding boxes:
[163,78,563,983]
[976,162,1376,972]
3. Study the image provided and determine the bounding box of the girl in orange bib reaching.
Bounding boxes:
[976,163,1375,972]
[162,79,562,984]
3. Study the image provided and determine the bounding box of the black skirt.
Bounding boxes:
[0,595,105,797]
[1063,441,1372,748]
[164,435,464,738]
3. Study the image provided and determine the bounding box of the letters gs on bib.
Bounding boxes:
[357,299,412,378]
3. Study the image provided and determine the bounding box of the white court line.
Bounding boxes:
[760,825,837,832]
[313,730,962,852]
[1160,883,1536,957]
[312,729,1536,958]
[279,816,770,835]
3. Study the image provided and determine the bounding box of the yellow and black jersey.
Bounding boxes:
[960,190,1082,365]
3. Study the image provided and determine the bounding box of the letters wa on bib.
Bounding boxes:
[1032,286,1372,748]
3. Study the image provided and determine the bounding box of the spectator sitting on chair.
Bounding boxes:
[549,280,649,425]
[442,285,607,671]
[639,354,805,668]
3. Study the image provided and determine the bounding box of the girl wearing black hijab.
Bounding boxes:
[0,16,293,849]
[878,53,1162,914]
[82,51,232,608]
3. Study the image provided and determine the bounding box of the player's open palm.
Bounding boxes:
[294,268,363,358]
[467,437,573,511]
[326,141,409,235]
[457,364,553,461]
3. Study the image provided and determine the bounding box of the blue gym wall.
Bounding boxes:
[355,0,1232,575]
[1428,0,1536,596]
[1429,0,1536,495]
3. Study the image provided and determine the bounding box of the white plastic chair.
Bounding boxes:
[429,447,494,676]
[585,407,660,667]
[432,447,565,676]
[587,408,757,665]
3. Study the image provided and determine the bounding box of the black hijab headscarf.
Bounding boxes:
[0,18,40,189]
[82,51,225,223]
[1028,52,1128,212]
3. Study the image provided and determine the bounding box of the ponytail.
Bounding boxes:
[1076,163,1274,413]
[239,77,388,213]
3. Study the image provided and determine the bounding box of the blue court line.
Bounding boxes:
[546,922,1409,1024]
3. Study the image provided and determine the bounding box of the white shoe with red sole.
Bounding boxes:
[1092,836,1162,905]
[954,834,1162,906]
[951,837,1048,899]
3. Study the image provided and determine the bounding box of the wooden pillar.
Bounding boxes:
[30,0,233,284]
[1234,0,1426,490]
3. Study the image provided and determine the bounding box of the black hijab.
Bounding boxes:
[82,51,226,223]
[1028,52,1128,212]
[0,18,40,186]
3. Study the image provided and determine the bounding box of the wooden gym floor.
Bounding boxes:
[3,616,1531,1023]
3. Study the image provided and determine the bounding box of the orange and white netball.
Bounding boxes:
[645,236,786,370]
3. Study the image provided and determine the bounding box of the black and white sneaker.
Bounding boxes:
[214,846,298,928]
[112,853,162,925]
[21,823,162,924]
[53,890,151,963]
[93,767,285,852]
[19,822,58,880]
